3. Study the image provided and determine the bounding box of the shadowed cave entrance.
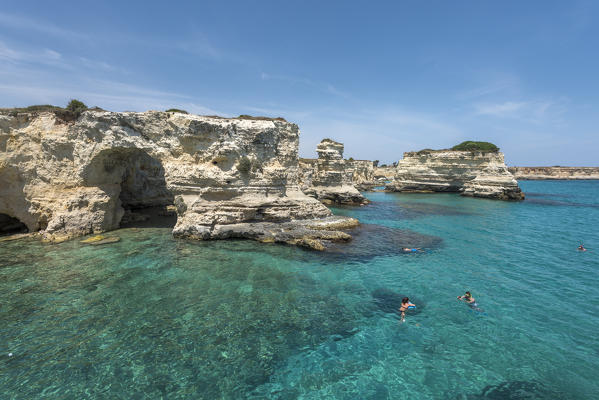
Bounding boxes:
[86,148,176,228]
[0,213,28,236]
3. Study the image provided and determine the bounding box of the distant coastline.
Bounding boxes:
[508,167,599,180]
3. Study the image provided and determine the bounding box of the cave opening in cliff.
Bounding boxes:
[0,213,29,236]
[85,148,176,228]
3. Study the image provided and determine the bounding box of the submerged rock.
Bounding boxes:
[462,380,564,400]
[387,150,524,201]
[0,110,356,248]
[0,232,33,242]
[323,223,442,260]
[86,236,120,245]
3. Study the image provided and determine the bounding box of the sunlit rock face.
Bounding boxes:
[508,166,599,180]
[0,110,357,248]
[346,159,377,191]
[387,150,524,201]
[298,139,368,205]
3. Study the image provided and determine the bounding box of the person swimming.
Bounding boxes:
[402,248,421,253]
[578,244,587,251]
[457,291,478,308]
[399,297,416,322]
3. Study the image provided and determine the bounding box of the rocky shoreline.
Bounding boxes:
[0,108,553,249]
[0,110,358,249]
[508,167,599,180]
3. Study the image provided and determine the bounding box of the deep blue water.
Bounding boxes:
[1,181,598,399]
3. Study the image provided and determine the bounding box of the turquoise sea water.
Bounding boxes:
[1,180,598,399]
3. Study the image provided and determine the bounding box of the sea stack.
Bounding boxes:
[387,147,524,201]
[0,109,358,249]
[299,139,368,205]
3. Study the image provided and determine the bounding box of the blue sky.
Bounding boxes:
[1,1,598,165]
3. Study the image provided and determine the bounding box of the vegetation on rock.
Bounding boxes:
[237,115,287,122]
[237,156,252,174]
[416,148,435,155]
[451,141,499,152]
[66,99,88,114]
[166,108,188,114]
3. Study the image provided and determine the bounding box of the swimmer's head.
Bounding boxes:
[402,297,410,304]
[465,291,471,297]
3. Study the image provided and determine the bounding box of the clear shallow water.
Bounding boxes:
[1,180,598,399]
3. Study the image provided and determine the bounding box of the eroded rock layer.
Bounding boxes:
[387,150,524,200]
[299,139,368,205]
[508,167,599,180]
[347,160,377,191]
[0,110,358,248]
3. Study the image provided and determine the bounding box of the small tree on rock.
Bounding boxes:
[66,99,88,118]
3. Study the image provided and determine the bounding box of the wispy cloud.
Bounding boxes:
[296,105,461,162]
[174,33,222,60]
[0,12,88,40]
[473,99,566,124]
[456,77,518,100]
[261,72,351,99]
[0,40,125,76]
[475,101,527,117]
[0,79,223,115]
[0,41,70,69]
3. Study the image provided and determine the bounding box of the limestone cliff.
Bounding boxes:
[346,160,377,191]
[508,167,599,180]
[0,110,358,248]
[374,166,396,181]
[387,150,524,200]
[298,139,368,205]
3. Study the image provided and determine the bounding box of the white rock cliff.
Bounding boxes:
[346,159,377,191]
[299,139,368,205]
[387,150,524,200]
[508,166,599,180]
[0,110,358,248]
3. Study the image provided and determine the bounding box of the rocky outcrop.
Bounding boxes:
[346,160,377,191]
[387,150,524,200]
[508,167,599,180]
[299,139,368,205]
[0,110,358,249]
[374,166,396,180]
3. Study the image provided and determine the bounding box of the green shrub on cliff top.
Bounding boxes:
[66,99,87,113]
[237,115,287,122]
[166,108,188,114]
[451,141,499,152]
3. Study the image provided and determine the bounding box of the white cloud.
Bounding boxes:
[0,78,222,115]
[456,77,518,100]
[0,12,88,40]
[260,72,351,98]
[475,101,527,117]
[473,99,567,125]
